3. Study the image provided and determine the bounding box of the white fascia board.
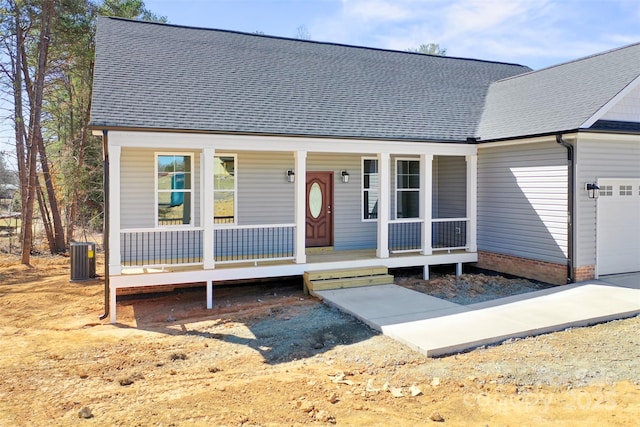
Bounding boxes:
[580,74,640,129]
[107,131,477,156]
[477,133,578,149]
[576,132,640,144]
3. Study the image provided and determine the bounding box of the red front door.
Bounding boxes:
[306,172,333,247]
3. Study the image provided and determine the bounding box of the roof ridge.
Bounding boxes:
[100,16,528,68]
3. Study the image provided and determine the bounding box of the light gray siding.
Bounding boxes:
[237,151,295,225]
[119,148,473,253]
[118,149,374,249]
[120,147,202,229]
[434,156,467,218]
[575,135,640,267]
[600,84,640,122]
[235,152,379,250]
[477,140,568,263]
[308,153,377,250]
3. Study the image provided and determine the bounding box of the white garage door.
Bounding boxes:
[597,179,640,275]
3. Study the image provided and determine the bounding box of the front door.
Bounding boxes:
[306,172,333,247]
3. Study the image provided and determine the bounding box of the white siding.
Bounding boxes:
[575,135,640,268]
[120,147,201,229]
[600,84,640,122]
[478,141,568,263]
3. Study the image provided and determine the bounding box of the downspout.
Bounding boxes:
[556,134,575,283]
[99,130,110,320]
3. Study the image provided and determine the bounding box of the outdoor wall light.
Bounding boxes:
[286,169,295,183]
[341,170,350,183]
[585,182,600,199]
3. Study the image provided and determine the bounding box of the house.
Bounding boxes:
[89,17,640,323]
[476,45,640,284]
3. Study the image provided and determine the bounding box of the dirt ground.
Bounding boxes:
[1,254,639,426]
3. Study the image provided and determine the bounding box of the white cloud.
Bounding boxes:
[340,0,414,22]
[313,0,640,69]
[443,0,538,35]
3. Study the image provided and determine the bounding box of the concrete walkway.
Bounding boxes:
[314,276,640,357]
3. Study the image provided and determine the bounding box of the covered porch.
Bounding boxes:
[106,131,478,322]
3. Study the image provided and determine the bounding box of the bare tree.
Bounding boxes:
[406,43,447,56]
[295,25,311,40]
[1,0,166,264]
[21,0,55,263]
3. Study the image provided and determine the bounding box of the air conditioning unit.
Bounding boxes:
[70,242,96,281]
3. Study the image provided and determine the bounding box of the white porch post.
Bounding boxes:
[108,144,121,324]
[109,284,117,324]
[203,148,215,269]
[420,154,433,256]
[294,150,307,264]
[377,152,390,258]
[466,155,478,252]
[109,145,122,277]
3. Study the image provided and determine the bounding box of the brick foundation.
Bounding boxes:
[476,251,569,285]
[573,265,596,282]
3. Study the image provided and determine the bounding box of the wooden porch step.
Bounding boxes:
[305,266,389,281]
[304,266,394,294]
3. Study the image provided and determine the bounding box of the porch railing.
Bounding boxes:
[120,219,467,268]
[389,218,469,253]
[389,219,422,253]
[121,228,204,267]
[120,224,296,268]
[214,223,295,264]
[432,218,468,250]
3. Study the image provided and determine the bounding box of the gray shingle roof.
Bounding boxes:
[90,17,530,142]
[477,43,640,141]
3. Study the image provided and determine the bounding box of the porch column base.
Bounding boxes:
[456,262,462,277]
[376,249,389,258]
[109,264,122,276]
[423,265,430,280]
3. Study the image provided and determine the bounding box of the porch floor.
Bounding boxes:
[120,249,470,275]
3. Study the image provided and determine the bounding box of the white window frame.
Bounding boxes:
[362,157,378,222]
[395,157,420,219]
[214,153,238,226]
[155,152,195,227]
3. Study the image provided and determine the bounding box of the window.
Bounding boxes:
[620,185,632,196]
[600,185,613,197]
[214,155,236,224]
[362,158,378,220]
[396,159,420,218]
[156,154,193,226]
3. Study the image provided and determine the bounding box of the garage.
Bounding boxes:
[597,178,640,275]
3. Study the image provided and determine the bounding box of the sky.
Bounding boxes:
[1,0,640,165]
[143,0,640,69]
